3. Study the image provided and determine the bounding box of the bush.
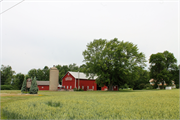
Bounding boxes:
[145,84,153,90]
[1,85,14,90]
[21,76,27,93]
[78,88,84,91]
[29,77,38,94]
[176,84,179,89]
[73,88,77,91]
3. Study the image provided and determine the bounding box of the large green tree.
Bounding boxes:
[12,73,25,90]
[0,65,15,85]
[82,38,146,91]
[149,51,177,89]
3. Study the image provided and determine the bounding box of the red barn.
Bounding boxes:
[37,81,50,90]
[62,71,118,91]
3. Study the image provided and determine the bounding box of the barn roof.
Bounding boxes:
[68,71,98,80]
[36,81,49,85]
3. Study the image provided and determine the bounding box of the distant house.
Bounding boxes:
[149,79,176,89]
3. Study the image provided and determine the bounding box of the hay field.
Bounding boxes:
[1,90,179,119]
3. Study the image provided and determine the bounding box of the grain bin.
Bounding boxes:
[49,65,59,91]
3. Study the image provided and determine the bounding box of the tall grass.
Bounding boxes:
[2,90,179,119]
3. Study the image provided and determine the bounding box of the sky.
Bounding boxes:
[0,0,179,74]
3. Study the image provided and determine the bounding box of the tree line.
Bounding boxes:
[0,63,85,90]
[1,38,179,90]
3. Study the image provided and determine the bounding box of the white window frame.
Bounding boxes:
[67,86,68,89]
[78,86,80,89]
[70,86,72,89]
[87,86,89,89]
[82,86,84,89]
[92,86,94,89]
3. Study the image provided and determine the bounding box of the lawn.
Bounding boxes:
[1,89,179,119]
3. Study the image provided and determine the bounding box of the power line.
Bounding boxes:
[0,0,25,15]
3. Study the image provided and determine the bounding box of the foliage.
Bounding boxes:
[0,65,15,85]
[11,73,25,90]
[1,85,14,90]
[133,68,150,90]
[2,90,179,119]
[29,77,38,94]
[21,76,27,93]
[82,38,146,91]
[149,51,177,89]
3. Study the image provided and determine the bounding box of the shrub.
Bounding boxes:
[73,88,77,91]
[176,84,179,89]
[78,88,84,91]
[21,76,27,93]
[1,85,13,90]
[29,77,38,94]
[145,84,153,90]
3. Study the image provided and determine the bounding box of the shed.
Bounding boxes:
[37,81,50,90]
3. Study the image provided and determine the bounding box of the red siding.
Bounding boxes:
[113,85,118,91]
[101,85,108,91]
[62,72,75,90]
[76,79,97,91]
[38,85,49,90]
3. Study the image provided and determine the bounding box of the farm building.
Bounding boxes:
[36,81,50,90]
[27,80,60,90]
[62,71,118,91]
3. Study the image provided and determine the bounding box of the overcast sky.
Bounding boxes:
[0,0,179,74]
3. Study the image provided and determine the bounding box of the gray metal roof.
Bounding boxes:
[36,81,50,85]
[69,71,98,80]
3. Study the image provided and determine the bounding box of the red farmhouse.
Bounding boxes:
[62,71,118,91]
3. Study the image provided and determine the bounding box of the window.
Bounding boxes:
[42,87,44,88]
[67,86,68,89]
[87,86,89,89]
[114,86,116,88]
[82,86,84,89]
[70,86,72,89]
[64,86,65,88]
[92,86,94,89]
[78,86,80,89]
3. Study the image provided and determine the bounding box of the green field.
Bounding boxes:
[1,90,179,119]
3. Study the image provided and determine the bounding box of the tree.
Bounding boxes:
[42,66,49,80]
[29,77,38,94]
[0,65,15,85]
[133,67,150,90]
[12,73,25,90]
[21,76,27,93]
[82,38,146,91]
[149,51,177,89]
[28,69,37,79]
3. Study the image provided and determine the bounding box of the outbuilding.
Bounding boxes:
[37,81,50,90]
[62,71,118,91]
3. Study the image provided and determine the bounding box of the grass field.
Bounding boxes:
[1,89,179,119]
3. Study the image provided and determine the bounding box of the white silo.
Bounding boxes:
[49,65,59,91]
